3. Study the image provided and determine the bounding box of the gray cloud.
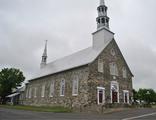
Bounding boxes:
[0,0,156,90]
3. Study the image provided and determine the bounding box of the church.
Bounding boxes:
[23,0,133,112]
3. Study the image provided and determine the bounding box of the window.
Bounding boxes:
[29,88,32,99]
[101,7,104,12]
[102,18,105,24]
[98,58,104,73]
[97,87,105,105]
[60,79,65,96]
[123,90,129,104]
[49,81,55,97]
[41,85,45,98]
[72,77,79,96]
[109,62,118,76]
[98,19,100,24]
[26,89,29,98]
[110,48,115,56]
[122,67,127,78]
[34,87,37,98]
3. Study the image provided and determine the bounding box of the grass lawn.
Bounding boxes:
[0,105,72,113]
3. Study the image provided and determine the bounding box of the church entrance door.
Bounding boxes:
[111,81,119,103]
[112,91,118,103]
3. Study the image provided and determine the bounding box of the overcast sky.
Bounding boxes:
[0,0,156,90]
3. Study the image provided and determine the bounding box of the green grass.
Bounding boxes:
[0,105,72,113]
[152,105,156,108]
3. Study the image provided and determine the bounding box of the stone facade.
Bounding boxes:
[87,40,133,110]
[23,39,133,112]
[24,66,89,110]
[23,0,134,112]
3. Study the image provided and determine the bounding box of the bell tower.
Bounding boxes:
[92,0,114,49]
[96,0,110,29]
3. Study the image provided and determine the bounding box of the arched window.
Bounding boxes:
[122,67,127,78]
[101,7,104,12]
[102,18,105,24]
[109,62,118,76]
[29,87,32,99]
[72,76,79,96]
[60,79,65,96]
[98,58,104,73]
[98,19,100,24]
[34,87,37,98]
[41,84,45,98]
[49,81,55,97]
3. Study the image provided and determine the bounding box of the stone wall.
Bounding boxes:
[88,39,133,108]
[23,39,133,112]
[23,65,89,110]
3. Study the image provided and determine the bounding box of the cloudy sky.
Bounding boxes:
[0,0,156,90]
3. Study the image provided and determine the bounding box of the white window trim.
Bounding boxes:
[123,90,130,104]
[49,81,55,97]
[97,87,105,105]
[110,81,119,103]
[72,77,79,96]
[60,79,65,96]
[41,85,45,98]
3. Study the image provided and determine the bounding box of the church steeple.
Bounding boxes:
[100,0,105,5]
[40,40,48,69]
[96,0,109,29]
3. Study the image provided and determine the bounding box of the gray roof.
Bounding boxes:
[29,39,112,81]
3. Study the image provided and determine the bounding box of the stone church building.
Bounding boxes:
[23,0,133,112]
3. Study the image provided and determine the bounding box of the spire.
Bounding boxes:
[100,0,105,5]
[96,0,109,29]
[43,40,47,57]
[40,40,48,69]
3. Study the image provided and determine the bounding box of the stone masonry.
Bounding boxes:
[23,39,133,112]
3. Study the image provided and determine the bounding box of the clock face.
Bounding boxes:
[111,48,115,56]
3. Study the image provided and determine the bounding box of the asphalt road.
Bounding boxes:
[0,108,156,120]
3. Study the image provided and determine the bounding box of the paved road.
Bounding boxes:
[0,108,156,120]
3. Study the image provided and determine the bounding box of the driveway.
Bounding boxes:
[0,108,156,120]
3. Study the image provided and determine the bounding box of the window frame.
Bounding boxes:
[122,67,127,78]
[41,84,45,98]
[60,79,65,96]
[109,62,118,76]
[97,87,105,105]
[49,81,55,97]
[98,58,104,73]
[34,87,37,98]
[123,90,130,104]
[28,87,32,99]
[72,77,79,96]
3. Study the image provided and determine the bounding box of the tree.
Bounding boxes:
[137,88,156,104]
[0,68,25,104]
[133,89,138,103]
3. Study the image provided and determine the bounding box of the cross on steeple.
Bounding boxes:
[96,0,109,29]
